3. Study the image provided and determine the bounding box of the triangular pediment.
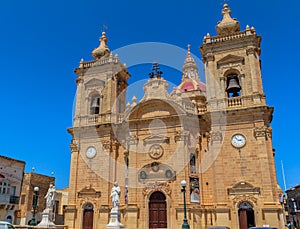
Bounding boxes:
[217,54,244,68]
[228,181,260,195]
[84,78,105,89]
[78,186,101,198]
[143,135,170,145]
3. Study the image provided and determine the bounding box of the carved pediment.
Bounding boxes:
[138,162,176,182]
[143,135,170,145]
[217,54,244,68]
[228,181,260,195]
[84,78,105,89]
[78,186,101,198]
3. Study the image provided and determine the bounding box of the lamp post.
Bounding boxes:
[181,180,190,229]
[29,186,39,226]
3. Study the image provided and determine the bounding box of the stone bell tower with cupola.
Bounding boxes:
[65,31,130,229]
[200,4,284,229]
[201,4,265,111]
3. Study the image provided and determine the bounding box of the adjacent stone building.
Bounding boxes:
[65,4,284,229]
[286,184,300,228]
[0,155,25,224]
[18,172,55,225]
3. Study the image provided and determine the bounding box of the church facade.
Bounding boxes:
[65,4,284,229]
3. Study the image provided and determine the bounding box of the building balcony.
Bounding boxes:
[0,194,19,205]
[9,195,19,204]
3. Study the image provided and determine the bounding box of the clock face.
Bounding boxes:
[231,134,246,148]
[86,147,97,159]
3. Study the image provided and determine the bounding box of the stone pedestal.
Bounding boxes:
[37,208,56,228]
[106,207,124,229]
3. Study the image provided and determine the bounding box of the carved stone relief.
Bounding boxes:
[142,182,172,196]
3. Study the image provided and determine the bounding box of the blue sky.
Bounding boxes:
[0,0,299,190]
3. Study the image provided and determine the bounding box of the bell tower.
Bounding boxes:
[65,32,130,229]
[200,4,284,229]
[201,4,265,111]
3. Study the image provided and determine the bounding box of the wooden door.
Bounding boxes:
[239,209,248,229]
[238,202,255,229]
[83,204,94,229]
[149,191,167,229]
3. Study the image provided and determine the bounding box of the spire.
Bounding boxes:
[216,4,240,35]
[177,44,206,93]
[92,32,111,59]
[182,44,198,81]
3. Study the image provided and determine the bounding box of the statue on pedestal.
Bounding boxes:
[110,182,120,208]
[106,181,124,228]
[37,184,57,228]
[45,184,56,209]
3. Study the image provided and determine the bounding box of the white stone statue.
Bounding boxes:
[110,181,120,208]
[45,184,56,209]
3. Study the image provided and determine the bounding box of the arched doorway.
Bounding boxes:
[82,203,94,229]
[238,202,255,229]
[149,191,167,229]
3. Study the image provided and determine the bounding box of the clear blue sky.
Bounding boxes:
[0,0,299,190]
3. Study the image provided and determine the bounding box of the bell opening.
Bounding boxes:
[90,96,100,114]
[226,74,241,98]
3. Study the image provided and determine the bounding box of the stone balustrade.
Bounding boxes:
[81,56,119,69]
[227,96,242,107]
[204,29,256,44]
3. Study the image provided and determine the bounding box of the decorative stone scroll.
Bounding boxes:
[102,140,111,150]
[142,182,172,196]
[210,130,223,142]
[205,53,215,62]
[254,126,272,139]
[231,194,258,206]
[70,142,79,152]
[174,130,189,143]
[126,135,138,145]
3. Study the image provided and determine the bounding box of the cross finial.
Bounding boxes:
[187,44,191,54]
[149,62,163,78]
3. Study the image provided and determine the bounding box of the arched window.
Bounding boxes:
[90,94,100,115]
[226,73,241,97]
[0,180,11,194]
[190,153,196,174]
[6,215,12,224]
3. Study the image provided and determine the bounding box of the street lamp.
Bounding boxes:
[181,180,190,229]
[29,186,39,226]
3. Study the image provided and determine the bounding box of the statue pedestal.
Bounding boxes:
[37,208,56,228]
[106,207,124,229]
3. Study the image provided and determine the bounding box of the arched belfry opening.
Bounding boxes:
[226,73,241,97]
[149,191,167,229]
[82,203,94,229]
[90,94,100,114]
[238,202,255,229]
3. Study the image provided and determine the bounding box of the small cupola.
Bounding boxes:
[92,32,111,59]
[216,4,240,35]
